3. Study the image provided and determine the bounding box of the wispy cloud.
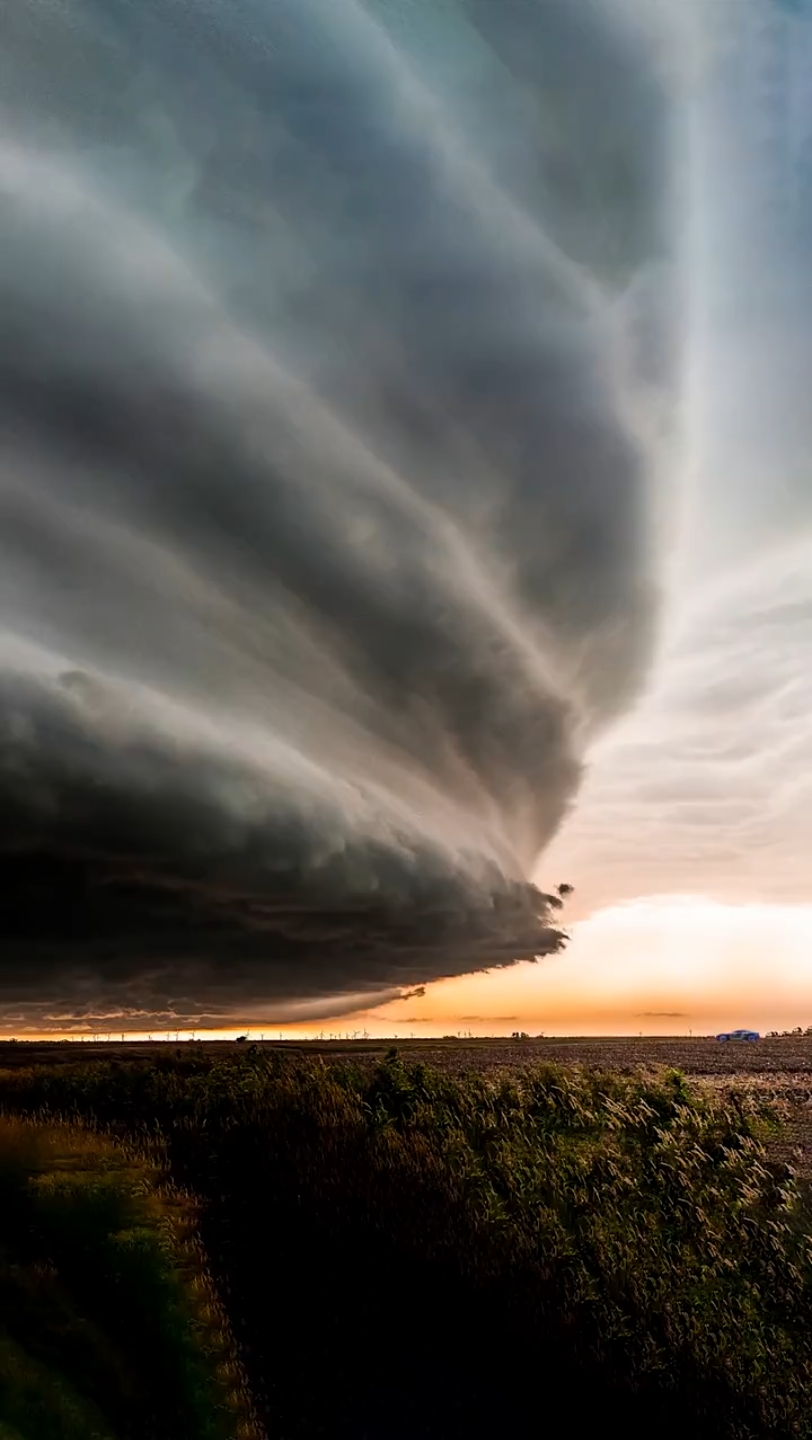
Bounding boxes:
[634,1011,687,1019]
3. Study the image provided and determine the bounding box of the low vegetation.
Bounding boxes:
[0,1115,261,1440]
[1,1050,811,1438]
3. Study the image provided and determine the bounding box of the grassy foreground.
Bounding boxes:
[0,1115,261,1440]
[1,1050,811,1438]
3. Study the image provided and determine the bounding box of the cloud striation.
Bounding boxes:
[0,0,676,1030]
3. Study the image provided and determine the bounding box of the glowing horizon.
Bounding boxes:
[6,895,810,1043]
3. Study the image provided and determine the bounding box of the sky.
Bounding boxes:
[1,1,811,1037]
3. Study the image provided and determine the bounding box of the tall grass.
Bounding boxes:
[1,1051,811,1438]
[0,1116,262,1440]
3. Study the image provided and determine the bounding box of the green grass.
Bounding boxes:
[0,1116,262,1440]
[1,1051,811,1437]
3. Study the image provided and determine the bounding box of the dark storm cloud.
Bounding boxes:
[0,1,676,1029]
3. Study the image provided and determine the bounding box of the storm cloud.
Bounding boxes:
[0,0,676,1030]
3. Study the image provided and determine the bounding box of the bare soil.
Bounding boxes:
[5,1032,812,1076]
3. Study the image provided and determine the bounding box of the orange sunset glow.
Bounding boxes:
[23,895,805,1045]
[305,896,812,1040]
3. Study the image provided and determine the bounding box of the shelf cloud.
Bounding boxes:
[0,1,676,1030]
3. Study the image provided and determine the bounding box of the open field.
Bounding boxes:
[2,1041,812,1438]
[4,1034,812,1179]
[5,1033,812,1077]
